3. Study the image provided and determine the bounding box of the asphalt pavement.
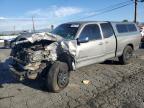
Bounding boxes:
[0,44,144,108]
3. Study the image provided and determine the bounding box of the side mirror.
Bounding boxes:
[77,37,89,43]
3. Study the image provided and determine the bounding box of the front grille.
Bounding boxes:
[15,49,32,64]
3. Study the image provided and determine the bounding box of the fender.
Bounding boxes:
[58,52,75,71]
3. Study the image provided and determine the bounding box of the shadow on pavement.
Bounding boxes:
[102,60,121,65]
[0,58,17,85]
[0,58,47,92]
[22,78,47,92]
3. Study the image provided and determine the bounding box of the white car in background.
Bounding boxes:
[141,30,144,36]
[141,30,144,42]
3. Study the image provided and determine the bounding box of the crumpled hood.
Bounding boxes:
[13,32,77,58]
[11,32,77,70]
[16,32,63,43]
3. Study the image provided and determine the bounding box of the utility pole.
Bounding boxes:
[32,16,35,33]
[13,25,15,35]
[134,0,138,23]
[133,0,144,23]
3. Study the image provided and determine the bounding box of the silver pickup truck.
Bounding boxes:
[9,21,141,92]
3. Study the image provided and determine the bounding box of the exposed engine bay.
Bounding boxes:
[10,32,77,79]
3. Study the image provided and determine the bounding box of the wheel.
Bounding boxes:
[46,61,70,93]
[119,46,133,65]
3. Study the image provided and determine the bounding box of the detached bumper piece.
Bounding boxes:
[9,65,26,81]
[9,65,38,81]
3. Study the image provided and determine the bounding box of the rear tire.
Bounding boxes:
[119,46,133,65]
[46,61,69,93]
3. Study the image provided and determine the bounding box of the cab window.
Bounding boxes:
[100,23,114,38]
[79,24,102,41]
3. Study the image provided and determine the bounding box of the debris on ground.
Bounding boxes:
[82,80,90,85]
[0,84,3,88]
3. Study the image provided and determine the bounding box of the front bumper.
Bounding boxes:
[9,57,46,80]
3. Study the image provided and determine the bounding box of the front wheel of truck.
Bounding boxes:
[119,46,133,65]
[46,61,70,93]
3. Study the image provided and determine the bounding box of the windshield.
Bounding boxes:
[52,24,80,40]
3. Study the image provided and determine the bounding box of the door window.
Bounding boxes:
[100,23,114,38]
[79,24,102,41]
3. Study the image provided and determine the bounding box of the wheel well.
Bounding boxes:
[58,52,74,71]
[127,44,134,50]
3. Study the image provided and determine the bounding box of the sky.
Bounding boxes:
[0,0,144,31]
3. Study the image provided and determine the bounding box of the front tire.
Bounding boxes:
[119,46,133,65]
[46,61,70,93]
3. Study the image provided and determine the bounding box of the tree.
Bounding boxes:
[123,19,128,22]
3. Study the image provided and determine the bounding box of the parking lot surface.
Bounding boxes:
[0,44,144,108]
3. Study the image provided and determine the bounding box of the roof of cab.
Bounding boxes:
[64,21,136,25]
[64,21,107,25]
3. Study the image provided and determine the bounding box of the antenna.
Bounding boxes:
[32,16,35,33]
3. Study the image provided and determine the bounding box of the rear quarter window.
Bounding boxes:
[127,24,137,32]
[116,24,128,33]
[116,24,137,33]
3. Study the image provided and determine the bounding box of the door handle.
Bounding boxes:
[98,42,103,45]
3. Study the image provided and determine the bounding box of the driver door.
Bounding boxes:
[76,24,105,68]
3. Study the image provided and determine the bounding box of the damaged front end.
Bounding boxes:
[9,32,76,80]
